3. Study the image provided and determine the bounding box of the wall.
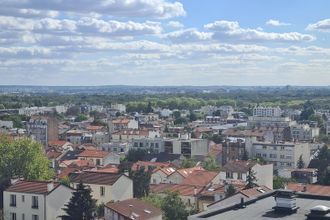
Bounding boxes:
[46,185,74,220]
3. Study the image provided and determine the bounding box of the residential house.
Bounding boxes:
[78,149,120,166]
[219,160,273,189]
[104,198,162,220]
[69,172,133,205]
[3,180,73,220]
[111,118,138,131]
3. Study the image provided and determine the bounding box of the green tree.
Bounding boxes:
[297,155,305,169]
[181,157,195,168]
[125,149,147,162]
[225,184,236,197]
[173,111,181,119]
[174,117,188,125]
[74,114,88,122]
[59,176,71,187]
[0,136,54,208]
[273,176,292,189]
[161,191,189,220]
[61,182,96,220]
[246,167,257,189]
[203,156,219,171]
[189,111,197,122]
[142,194,163,209]
[300,101,314,120]
[317,145,329,160]
[96,203,105,218]
[146,101,154,113]
[129,169,151,198]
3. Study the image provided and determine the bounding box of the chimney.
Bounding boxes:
[273,190,299,213]
[47,182,54,192]
[240,197,246,208]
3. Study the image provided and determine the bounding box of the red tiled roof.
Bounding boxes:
[181,170,218,187]
[131,161,173,172]
[58,167,79,179]
[86,125,104,131]
[287,183,330,196]
[239,185,272,198]
[222,160,257,173]
[48,140,68,147]
[150,184,203,196]
[155,167,176,176]
[105,198,162,220]
[69,171,124,185]
[6,181,60,194]
[175,166,205,178]
[46,150,62,159]
[112,119,130,124]
[78,149,110,158]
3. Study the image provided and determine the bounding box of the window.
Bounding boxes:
[21,195,25,202]
[22,214,25,220]
[100,186,105,196]
[280,155,285,159]
[262,153,267,158]
[10,194,16,207]
[237,173,242,180]
[10,213,16,220]
[226,172,233,178]
[262,146,267,149]
[32,196,38,209]
[96,159,101,166]
[256,153,261,157]
[32,215,39,220]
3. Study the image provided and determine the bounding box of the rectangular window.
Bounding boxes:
[32,196,38,209]
[237,173,242,180]
[280,155,285,159]
[22,195,25,202]
[10,213,16,220]
[32,215,39,220]
[100,186,105,196]
[96,159,101,166]
[22,214,25,220]
[10,194,16,207]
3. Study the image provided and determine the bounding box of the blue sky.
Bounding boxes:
[0,0,329,86]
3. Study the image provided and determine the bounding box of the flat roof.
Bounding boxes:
[190,192,330,220]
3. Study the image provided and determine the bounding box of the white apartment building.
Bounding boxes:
[253,106,282,117]
[70,172,133,205]
[251,142,310,171]
[110,103,126,113]
[291,124,319,141]
[3,180,73,220]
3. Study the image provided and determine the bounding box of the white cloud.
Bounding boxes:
[164,28,213,43]
[0,0,186,19]
[205,20,314,42]
[167,21,184,29]
[306,19,330,32]
[266,19,291,26]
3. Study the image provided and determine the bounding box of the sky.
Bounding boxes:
[0,0,330,86]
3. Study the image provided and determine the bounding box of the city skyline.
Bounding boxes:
[1,0,330,86]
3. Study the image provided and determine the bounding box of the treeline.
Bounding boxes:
[1,88,330,110]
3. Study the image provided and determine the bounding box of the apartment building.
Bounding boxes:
[251,142,310,171]
[253,106,282,117]
[3,180,73,220]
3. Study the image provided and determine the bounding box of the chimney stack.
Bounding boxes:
[47,182,54,192]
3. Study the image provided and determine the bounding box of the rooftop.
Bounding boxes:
[150,183,203,197]
[6,180,60,194]
[189,190,330,220]
[222,160,257,173]
[105,198,162,220]
[69,171,125,185]
[78,149,110,158]
[181,170,218,187]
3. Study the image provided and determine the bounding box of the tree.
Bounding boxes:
[300,101,314,120]
[142,194,163,209]
[96,203,105,218]
[61,182,96,220]
[74,114,88,122]
[174,117,188,125]
[125,149,147,162]
[297,155,305,169]
[161,191,189,220]
[203,156,219,171]
[273,176,292,189]
[181,157,195,168]
[189,111,197,122]
[173,111,181,119]
[241,150,249,161]
[59,176,71,187]
[146,101,153,113]
[0,136,54,208]
[225,184,236,197]
[246,167,257,189]
[317,145,329,160]
[208,134,223,144]
[129,169,151,198]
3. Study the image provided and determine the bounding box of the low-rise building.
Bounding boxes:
[78,149,120,165]
[105,198,162,220]
[219,160,273,189]
[3,180,73,220]
[69,172,133,205]
[251,142,310,171]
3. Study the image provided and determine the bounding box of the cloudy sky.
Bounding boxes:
[1,0,330,86]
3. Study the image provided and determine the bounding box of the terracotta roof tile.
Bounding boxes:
[239,185,272,198]
[222,160,257,173]
[287,183,330,196]
[105,198,161,220]
[48,140,68,147]
[131,161,173,172]
[181,170,218,187]
[69,171,125,185]
[150,184,203,196]
[175,166,205,178]
[78,149,110,158]
[6,181,60,194]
